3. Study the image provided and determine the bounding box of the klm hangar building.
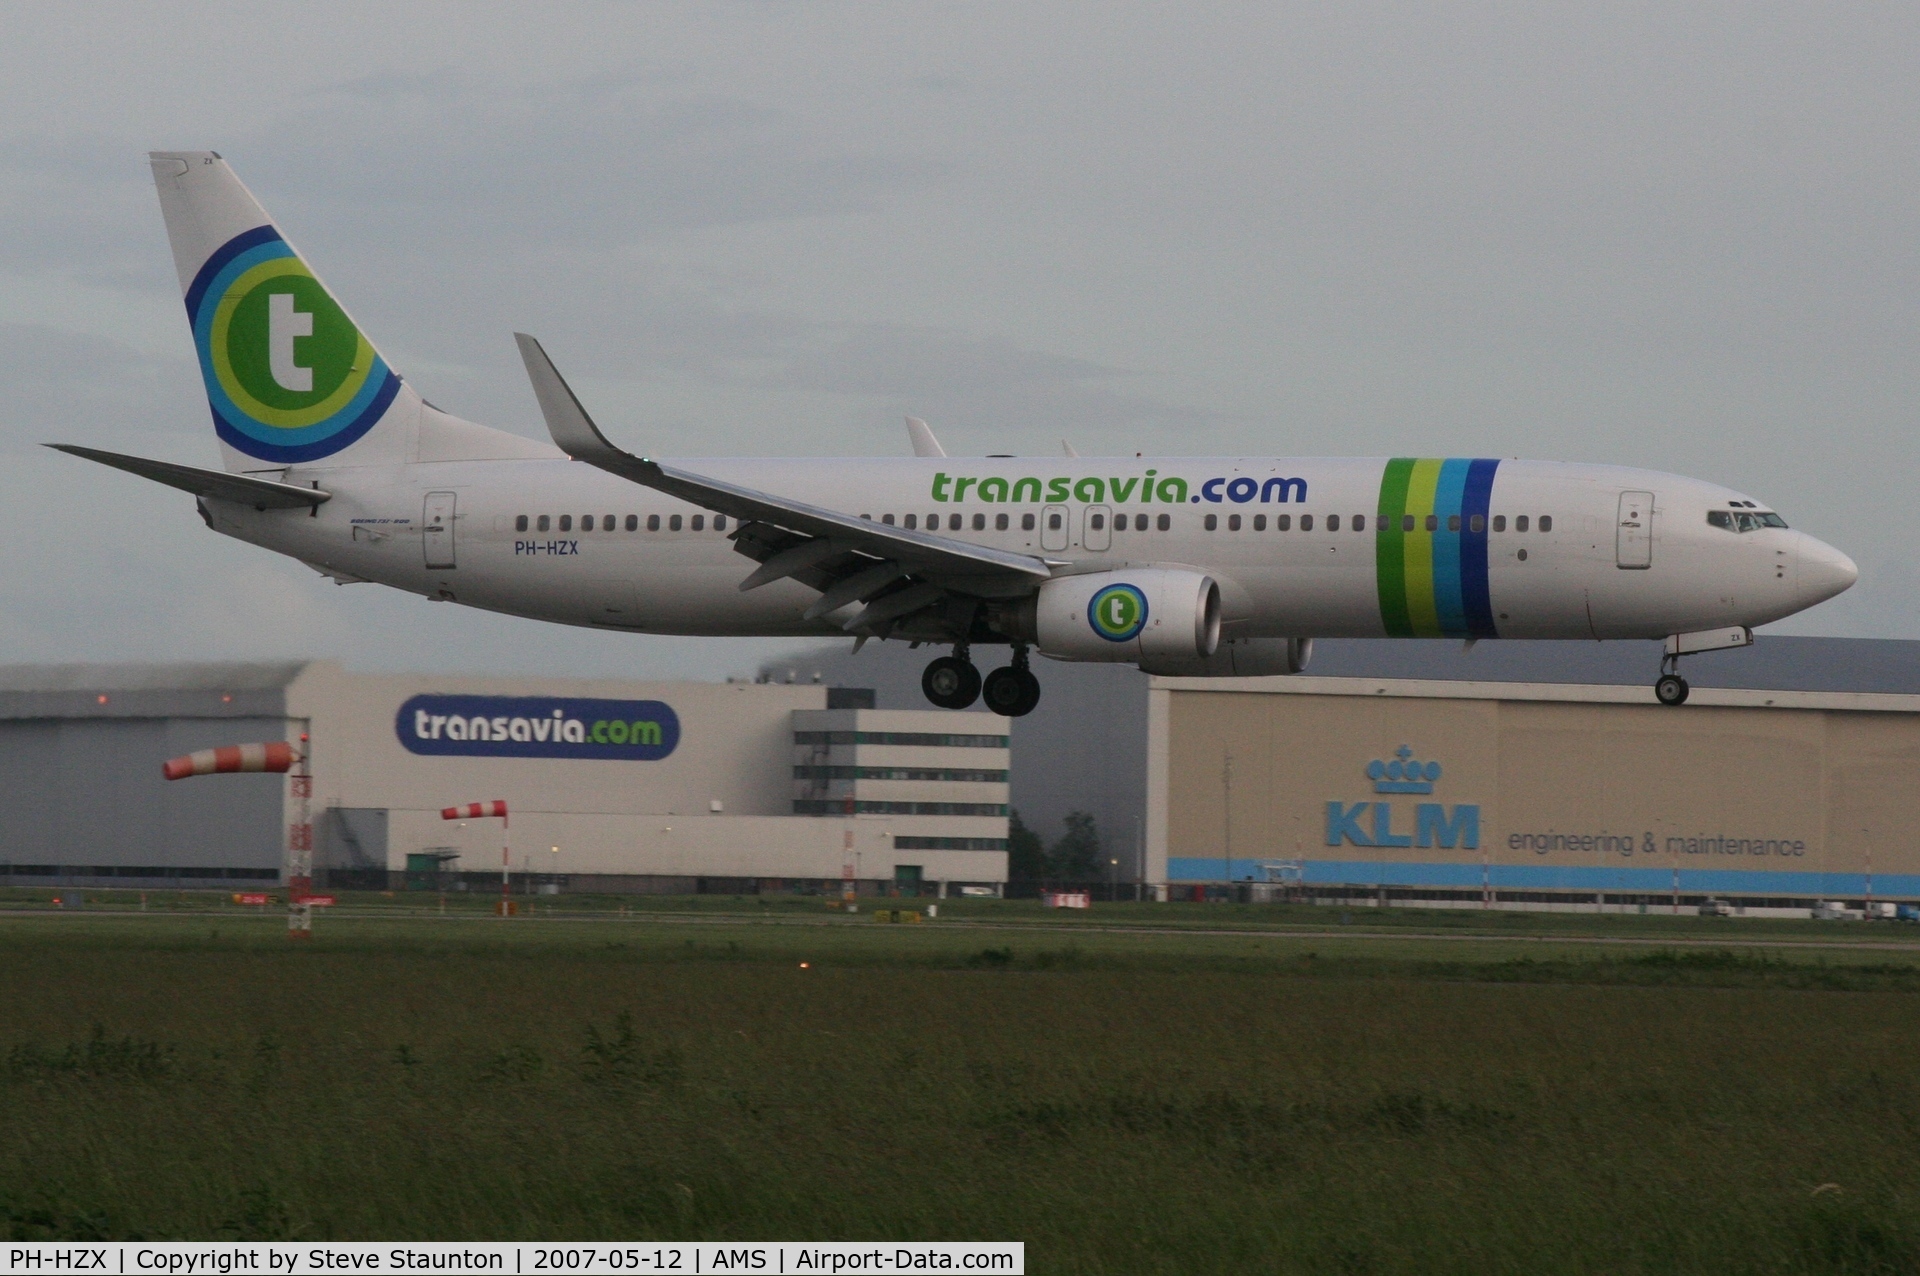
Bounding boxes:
[1144,639,1920,909]
[0,662,1007,895]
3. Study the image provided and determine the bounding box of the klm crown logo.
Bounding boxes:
[1368,745,1440,795]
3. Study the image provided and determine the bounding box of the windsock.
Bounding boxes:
[163,741,298,781]
[442,800,508,821]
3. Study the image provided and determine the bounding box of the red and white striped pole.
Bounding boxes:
[442,801,510,916]
[164,738,311,937]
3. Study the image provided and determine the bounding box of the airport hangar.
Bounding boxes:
[773,635,1920,911]
[0,662,1008,896]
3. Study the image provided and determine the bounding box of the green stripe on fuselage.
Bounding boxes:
[1402,458,1443,636]
[1376,458,1414,636]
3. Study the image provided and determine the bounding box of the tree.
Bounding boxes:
[1006,809,1048,881]
[1049,811,1103,881]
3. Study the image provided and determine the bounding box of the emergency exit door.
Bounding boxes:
[1040,504,1069,552]
[423,492,457,569]
[1616,490,1652,569]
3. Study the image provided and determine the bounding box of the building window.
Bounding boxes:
[647,514,660,531]
[1022,513,1036,531]
[1204,513,1218,531]
[995,513,1009,530]
[515,515,528,532]
[1540,515,1553,532]
[669,514,682,531]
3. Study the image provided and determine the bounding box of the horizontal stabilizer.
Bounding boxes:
[46,444,329,509]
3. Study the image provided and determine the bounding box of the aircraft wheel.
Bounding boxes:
[1654,674,1690,706]
[983,667,1042,717]
[923,656,981,710]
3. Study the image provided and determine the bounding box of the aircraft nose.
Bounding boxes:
[1796,534,1858,606]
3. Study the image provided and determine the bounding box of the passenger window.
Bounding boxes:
[1469,514,1484,533]
[1228,514,1241,531]
[1300,514,1314,531]
[950,514,963,531]
[714,515,726,531]
[904,514,917,530]
[1276,514,1290,531]
[515,515,528,532]
[1376,514,1388,531]
[1447,515,1460,532]
[1022,513,1036,531]
[1353,514,1366,532]
[928,513,939,528]
[603,514,614,530]
[1516,515,1529,532]
[1402,514,1415,532]
[1157,514,1171,531]
[1539,515,1553,532]
[995,513,1009,531]
[559,515,572,532]
[691,515,704,531]
[669,514,682,532]
[1204,513,1218,531]
[1048,513,1062,530]
[537,515,550,532]
[647,514,660,531]
[1424,514,1437,532]
[1088,513,1104,531]
[972,513,986,531]
[882,513,895,525]
[1328,514,1340,531]
[1492,515,1505,532]
[581,515,595,531]
[625,515,638,531]
[1253,514,1266,531]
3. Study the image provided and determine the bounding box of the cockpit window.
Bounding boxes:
[1709,509,1789,533]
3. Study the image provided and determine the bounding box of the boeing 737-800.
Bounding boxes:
[52,153,1859,716]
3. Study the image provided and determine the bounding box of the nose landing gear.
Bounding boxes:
[982,645,1042,718]
[922,647,982,710]
[1654,654,1690,706]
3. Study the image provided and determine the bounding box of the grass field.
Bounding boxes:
[4,900,1920,1273]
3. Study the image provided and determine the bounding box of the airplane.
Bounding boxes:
[51,152,1858,717]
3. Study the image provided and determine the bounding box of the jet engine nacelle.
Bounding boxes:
[1139,636,1313,677]
[1032,569,1221,663]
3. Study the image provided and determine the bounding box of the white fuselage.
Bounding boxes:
[205,455,1856,645]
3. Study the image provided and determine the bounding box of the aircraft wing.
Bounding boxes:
[47,444,330,509]
[514,333,1053,598]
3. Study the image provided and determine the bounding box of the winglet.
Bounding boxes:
[514,333,626,463]
[905,416,947,458]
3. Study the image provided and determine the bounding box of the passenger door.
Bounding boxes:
[1040,504,1069,552]
[1616,491,1652,569]
[423,492,457,569]
[1083,504,1112,552]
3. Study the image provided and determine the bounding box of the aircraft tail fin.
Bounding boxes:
[149,152,554,471]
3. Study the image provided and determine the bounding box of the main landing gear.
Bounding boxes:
[982,646,1041,718]
[921,645,1041,717]
[1654,653,1690,706]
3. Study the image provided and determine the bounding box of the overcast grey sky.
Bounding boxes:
[1,3,1914,679]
